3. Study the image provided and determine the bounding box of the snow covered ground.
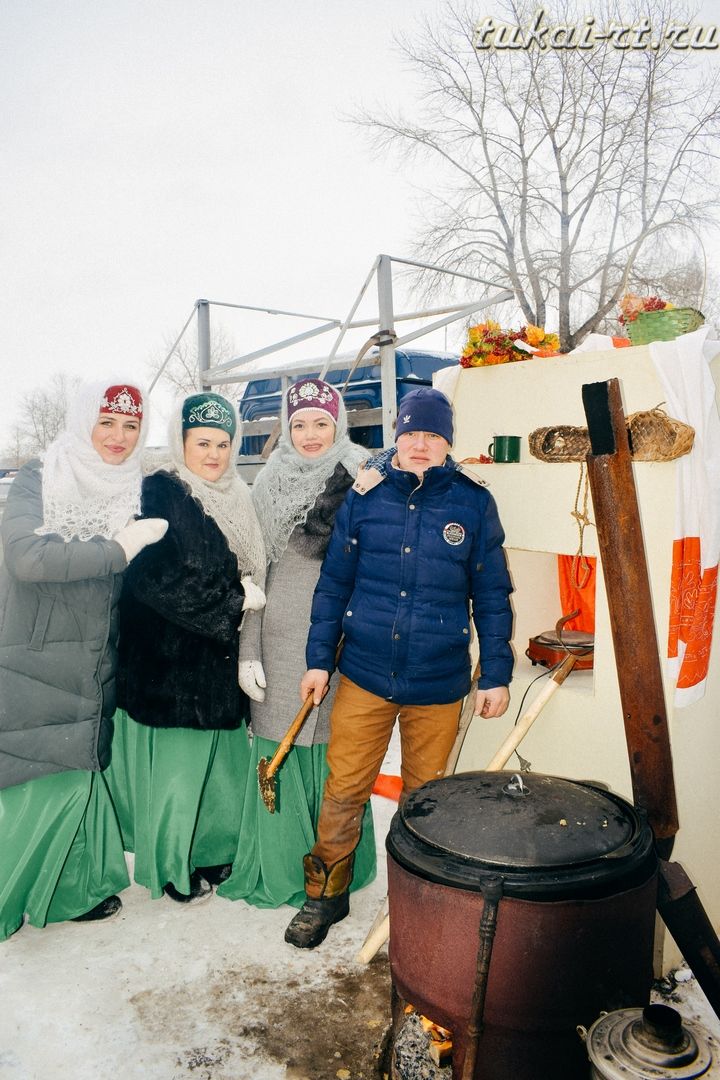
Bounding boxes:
[3,730,719,1080]
[1,791,396,1080]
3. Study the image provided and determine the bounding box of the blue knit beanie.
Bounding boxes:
[395,387,454,444]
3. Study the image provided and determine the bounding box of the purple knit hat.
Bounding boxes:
[287,378,340,424]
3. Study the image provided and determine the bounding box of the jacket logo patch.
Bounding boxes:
[443,522,465,546]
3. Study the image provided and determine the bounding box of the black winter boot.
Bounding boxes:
[163,869,213,905]
[71,895,122,922]
[284,852,354,949]
[197,863,233,886]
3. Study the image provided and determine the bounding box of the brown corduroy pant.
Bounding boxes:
[307,675,462,892]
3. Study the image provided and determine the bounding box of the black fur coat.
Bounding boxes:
[117,471,248,730]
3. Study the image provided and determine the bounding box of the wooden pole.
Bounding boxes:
[484,652,577,770]
[582,378,679,850]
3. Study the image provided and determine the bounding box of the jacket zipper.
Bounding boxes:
[390,473,424,656]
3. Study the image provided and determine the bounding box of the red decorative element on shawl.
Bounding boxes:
[669,537,719,688]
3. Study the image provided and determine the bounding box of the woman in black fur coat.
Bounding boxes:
[106,392,266,904]
[218,378,377,909]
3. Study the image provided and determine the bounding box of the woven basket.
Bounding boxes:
[528,426,589,462]
[626,407,695,461]
[627,306,705,346]
[529,408,694,463]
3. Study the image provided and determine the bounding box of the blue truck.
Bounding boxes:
[237,347,458,457]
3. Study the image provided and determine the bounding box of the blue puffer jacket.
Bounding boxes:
[306,454,513,705]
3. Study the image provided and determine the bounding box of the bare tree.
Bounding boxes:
[147,325,238,396]
[357,0,720,349]
[1,425,30,469]
[21,374,74,451]
[1,373,78,463]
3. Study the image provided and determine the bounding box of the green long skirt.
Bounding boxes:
[0,769,130,942]
[217,735,377,909]
[104,709,251,899]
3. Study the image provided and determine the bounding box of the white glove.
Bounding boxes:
[241,577,266,612]
[113,518,168,563]
[238,660,266,702]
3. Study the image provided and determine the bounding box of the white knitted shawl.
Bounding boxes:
[35,378,148,542]
[252,392,368,564]
[146,395,265,581]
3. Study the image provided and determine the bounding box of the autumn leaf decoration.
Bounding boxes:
[460,321,561,367]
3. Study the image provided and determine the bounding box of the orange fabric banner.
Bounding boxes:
[669,537,719,688]
[557,554,596,633]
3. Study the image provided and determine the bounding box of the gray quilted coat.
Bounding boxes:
[0,460,127,790]
[239,463,353,746]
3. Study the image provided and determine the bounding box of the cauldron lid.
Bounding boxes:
[400,772,633,867]
[387,771,656,899]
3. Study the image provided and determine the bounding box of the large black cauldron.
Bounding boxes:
[386,771,658,1080]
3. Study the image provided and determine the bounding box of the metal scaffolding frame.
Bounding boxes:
[153,254,514,447]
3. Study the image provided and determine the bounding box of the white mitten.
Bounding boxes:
[241,577,266,612]
[238,660,266,702]
[113,518,168,563]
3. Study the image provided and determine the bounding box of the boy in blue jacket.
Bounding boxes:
[285,387,513,948]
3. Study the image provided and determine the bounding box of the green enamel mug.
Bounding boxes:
[488,435,521,462]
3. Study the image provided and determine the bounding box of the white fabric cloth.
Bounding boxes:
[649,329,720,567]
[570,333,622,354]
[433,363,462,402]
[35,378,148,542]
[571,328,720,706]
[147,395,265,581]
[251,392,368,564]
[649,327,720,706]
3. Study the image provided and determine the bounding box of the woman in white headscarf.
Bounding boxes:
[106,392,266,904]
[218,378,377,909]
[0,381,167,940]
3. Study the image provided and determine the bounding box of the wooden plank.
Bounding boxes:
[582,378,679,848]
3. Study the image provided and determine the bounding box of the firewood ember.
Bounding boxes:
[393,1011,453,1079]
[403,1006,453,1067]
[419,1016,452,1040]
[428,1039,453,1066]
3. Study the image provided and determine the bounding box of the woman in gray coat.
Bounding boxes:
[0,381,166,940]
[218,378,377,908]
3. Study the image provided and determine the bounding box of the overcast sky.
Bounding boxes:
[3,1,719,444]
[2,0,455,441]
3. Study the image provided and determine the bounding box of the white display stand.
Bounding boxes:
[437,345,720,969]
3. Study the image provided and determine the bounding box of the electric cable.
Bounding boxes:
[509,659,563,771]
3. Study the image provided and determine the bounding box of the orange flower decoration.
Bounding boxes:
[459,322,561,367]
[524,324,546,347]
